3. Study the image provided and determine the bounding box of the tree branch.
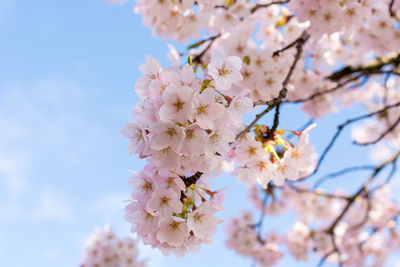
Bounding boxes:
[389,0,397,17]
[313,165,375,189]
[179,171,203,187]
[301,101,400,180]
[191,34,221,65]
[325,150,400,234]
[353,114,400,146]
[250,0,290,14]
[239,31,310,139]
[326,54,400,82]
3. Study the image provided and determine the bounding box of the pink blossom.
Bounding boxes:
[207,49,243,91]
[159,85,194,124]
[146,188,183,216]
[150,122,185,153]
[157,216,189,247]
[193,88,225,129]
[187,202,223,242]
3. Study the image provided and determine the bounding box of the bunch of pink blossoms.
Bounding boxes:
[122,49,243,256]
[81,225,146,267]
[233,124,316,188]
[122,49,248,170]
[350,77,400,157]
[122,47,317,256]
[122,0,400,265]
[124,162,224,256]
[227,184,400,266]
[225,211,282,267]
[288,0,400,50]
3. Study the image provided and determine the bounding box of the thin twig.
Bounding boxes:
[353,114,400,146]
[389,0,397,17]
[265,103,281,140]
[326,150,400,234]
[289,183,350,200]
[272,30,308,57]
[371,157,399,192]
[191,34,221,65]
[286,75,361,104]
[236,31,309,139]
[326,54,400,82]
[313,165,375,189]
[250,0,290,13]
[236,102,278,140]
[179,171,203,187]
[301,101,400,180]
[347,192,371,231]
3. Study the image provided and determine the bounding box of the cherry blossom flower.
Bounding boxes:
[81,225,146,267]
[207,49,243,91]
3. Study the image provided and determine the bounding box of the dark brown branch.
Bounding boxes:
[265,103,281,140]
[316,250,334,267]
[179,171,203,187]
[316,234,343,267]
[301,101,400,180]
[191,34,221,65]
[253,190,269,233]
[371,157,399,192]
[250,0,290,14]
[360,209,400,250]
[236,102,279,140]
[286,75,361,104]
[287,71,400,104]
[389,0,397,17]
[347,192,371,232]
[313,165,375,189]
[237,31,309,139]
[325,150,400,234]
[272,30,308,57]
[289,183,350,200]
[326,54,400,82]
[353,114,400,146]
[214,4,228,9]
[281,31,310,85]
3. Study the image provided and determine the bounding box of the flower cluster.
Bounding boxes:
[122,0,400,265]
[225,184,400,267]
[350,77,400,158]
[81,225,146,267]
[122,49,255,256]
[134,0,400,119]
[233,124,316,188]
[122,49,250,173]
[124,163,224,257]
[288,0,399,46]
[225,211,282,267]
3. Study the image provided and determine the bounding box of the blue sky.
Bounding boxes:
[1,1,400,267]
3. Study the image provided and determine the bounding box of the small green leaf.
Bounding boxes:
[201,79,212,92]
[188,55,194,66]
[243,55,251,65]
[188,40,205,50]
